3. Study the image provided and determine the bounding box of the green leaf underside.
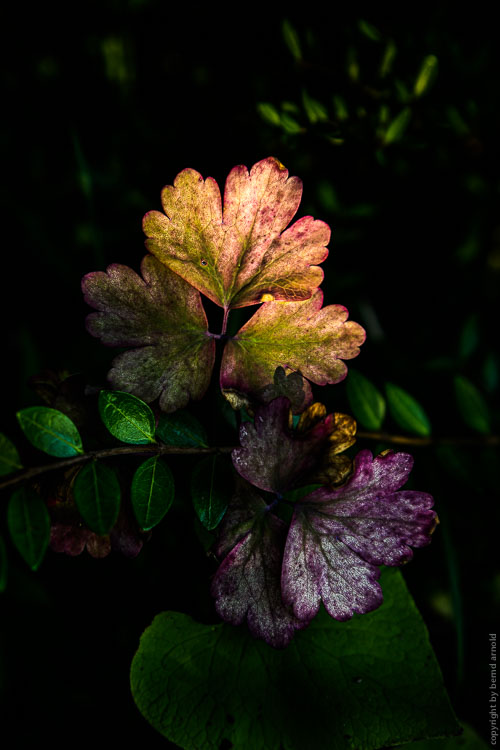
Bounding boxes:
[131,456,174,531]
[7,488,51,571]
[346,369,386,430]
[74,461,121,535]
[454,376,490,434]
[143,157,330,309]
[0,534,7,592]
[191,455,233,531]
[385,383,431,436]
[16,406,83,457]
[408,721,488,750]
[156,411,208,447]
[130,568,459,750]
[99,390,156,444]
[0,432,23,476]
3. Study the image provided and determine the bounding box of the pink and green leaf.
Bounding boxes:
[143,157,329,309]
[221,290,365,401]
[82,255,214,412]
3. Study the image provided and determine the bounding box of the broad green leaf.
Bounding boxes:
[383,106,411,144]
[221,290,365,406]
[346,369,386,430]
[0,432,22,476]
[191,455,233,530]
[156,410,208,448]
[257,102,281,126]
[83,255,215,413]
[409,722,488,750]
[385,383,431,436]
[73,461,121,535]
[414,54,439,97]
[7,488,51,571]
[143,157,329,309]
[131,456,174,531]
[130,568,460,750]
[99,390,156,444]
[454,376,490,434]
[0,534,7,592]
[17,406,83,457]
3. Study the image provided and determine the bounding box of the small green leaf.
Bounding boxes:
[302,90,328,124]
[99,390,156,444]
[257,102,281,127]
[17,406,83,457]
[385,383,431,436]
[191,454,233,530]
[0,534,7,592]
[74,461,121,535]
[346,370,386,430]
[156,411,208,448]
[454,376,490,435]
[280,113,303,134]
[458,314,479,359]
[7,487,51,571]
[282,19,302,61]
[379,40,397,77]
[358,19,382,42]
[383,107,412,144]
[333,95,349,122]
[131,456,174,531]
[414,54,438,97]
[0,432,23,476]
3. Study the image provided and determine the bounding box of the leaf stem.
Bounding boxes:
[356,430,500,447]
[221,306,229,337]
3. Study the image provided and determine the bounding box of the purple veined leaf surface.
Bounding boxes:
[232,396,340,494]
[221,290,365,404]
[282,449,438,626]
[211,479,306,648]
[143,156,330,310]
[82,255,215,412]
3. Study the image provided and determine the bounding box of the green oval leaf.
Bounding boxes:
[383,107,411,145]
[385,383,431,436]
[156,411,208,448]
[0,432,23,476]
[454,376,490,435]
[0,534,7,592]
[131,456,174,531]
[17,406,83,457]
[346,370,386,430]
[74,461,121,535]
[98,390,156,444]
[191,455,233,531]
[7,487,51,571]
[130,569,460,750]
[413,54,438,97]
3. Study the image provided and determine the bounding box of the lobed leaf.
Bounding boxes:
[221,290,365,403]
[256,365,311,414]
[346,369,386,430]
[131,569,460,750]
[156,410,208,447]
[191,455,233,530]
[0,432,23,476]
[7,487,51,571]
[73,461,121,535]
[143,156,329,309]
[99,390,156,444]
[385,382,431,436]
[131,456,174,531]
[17,406,83,457]
[282,450,437,625]
[82,255,215,413]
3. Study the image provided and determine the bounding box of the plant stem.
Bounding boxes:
[356,430,499,447]
[221,306,229,336]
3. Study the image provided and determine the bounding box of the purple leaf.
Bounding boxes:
[82,255,215,412]
[282,449,437,624]
[211,480,305,648]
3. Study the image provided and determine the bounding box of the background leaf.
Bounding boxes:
[131,456,174,531]
[16,406,83,457]
[73,461,121,535]
[156,410,208,448]
[0,432,23,476]
[7,487,51,571]
[345,369,386,430]
[385,383,431,436]
[191,454,233,530]
[454,376,490,434]
[99,390,156,444]
[0,534,7,592]
[131,568,459,750]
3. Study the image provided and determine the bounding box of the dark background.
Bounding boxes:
[1,2,498,747]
